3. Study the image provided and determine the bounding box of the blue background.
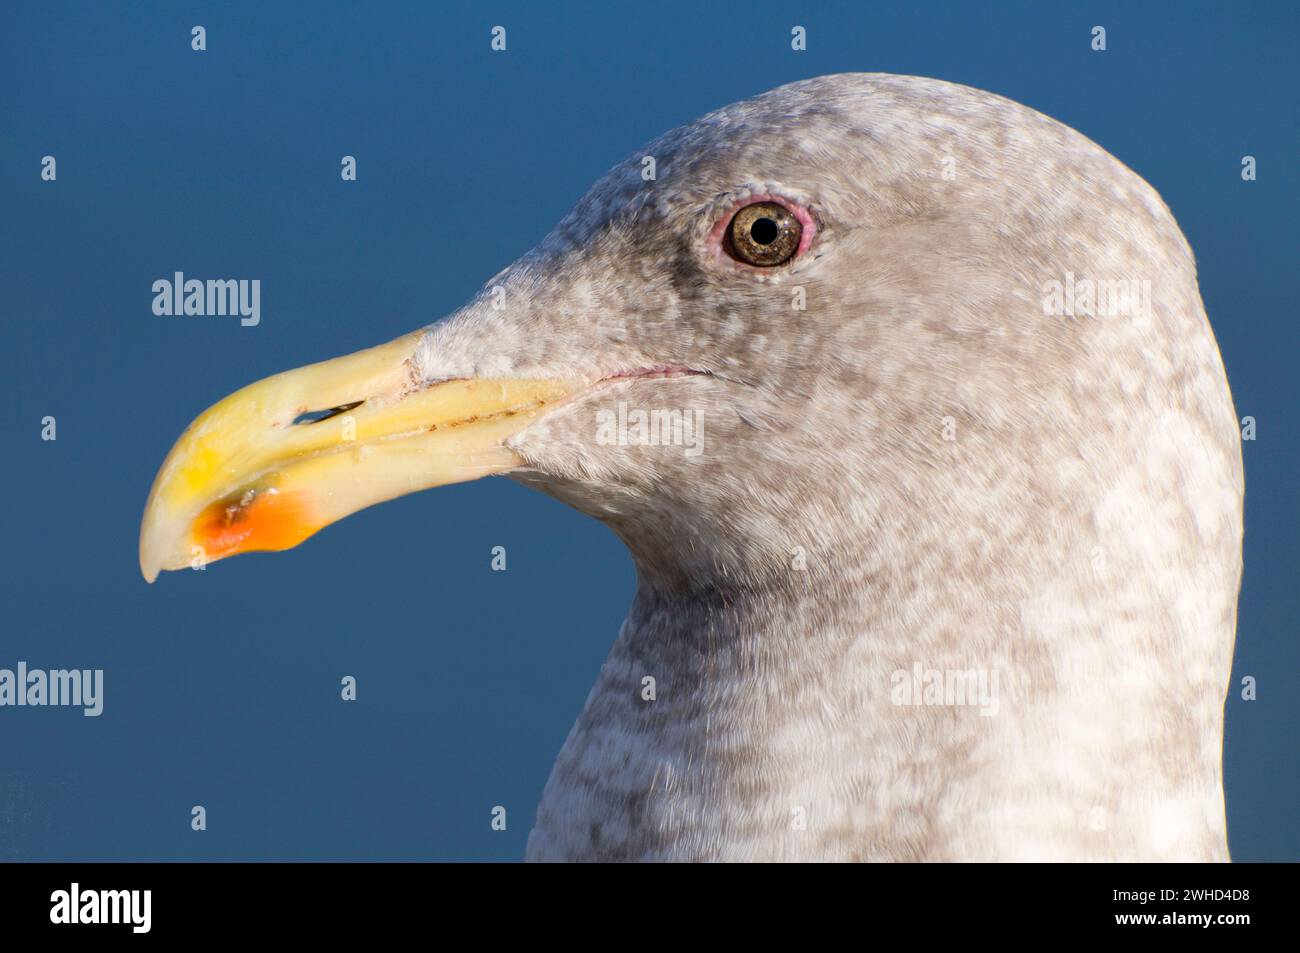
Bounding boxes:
[1,1,1295,861]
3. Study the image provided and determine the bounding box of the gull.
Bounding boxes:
[139,74,1244,861]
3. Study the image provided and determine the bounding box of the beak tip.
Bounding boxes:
[139,512,167,583]
[139,544,161,583]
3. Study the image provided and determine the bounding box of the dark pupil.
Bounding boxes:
[749,217,780,245]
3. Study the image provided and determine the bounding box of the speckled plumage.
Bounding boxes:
[414,74,1243,861]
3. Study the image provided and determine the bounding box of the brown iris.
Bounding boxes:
[726,201,802,266]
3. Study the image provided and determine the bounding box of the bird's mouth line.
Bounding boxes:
[138,330,720,581]
[280,365,710,449]
[589,364,714,392]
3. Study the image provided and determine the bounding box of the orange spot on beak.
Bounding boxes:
[192,488,322,562]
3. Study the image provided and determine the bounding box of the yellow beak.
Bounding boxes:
[139,331,580,582]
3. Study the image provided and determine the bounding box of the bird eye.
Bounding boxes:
[726,201,802,267]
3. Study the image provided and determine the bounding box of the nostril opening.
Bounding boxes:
[292,400,364,425]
